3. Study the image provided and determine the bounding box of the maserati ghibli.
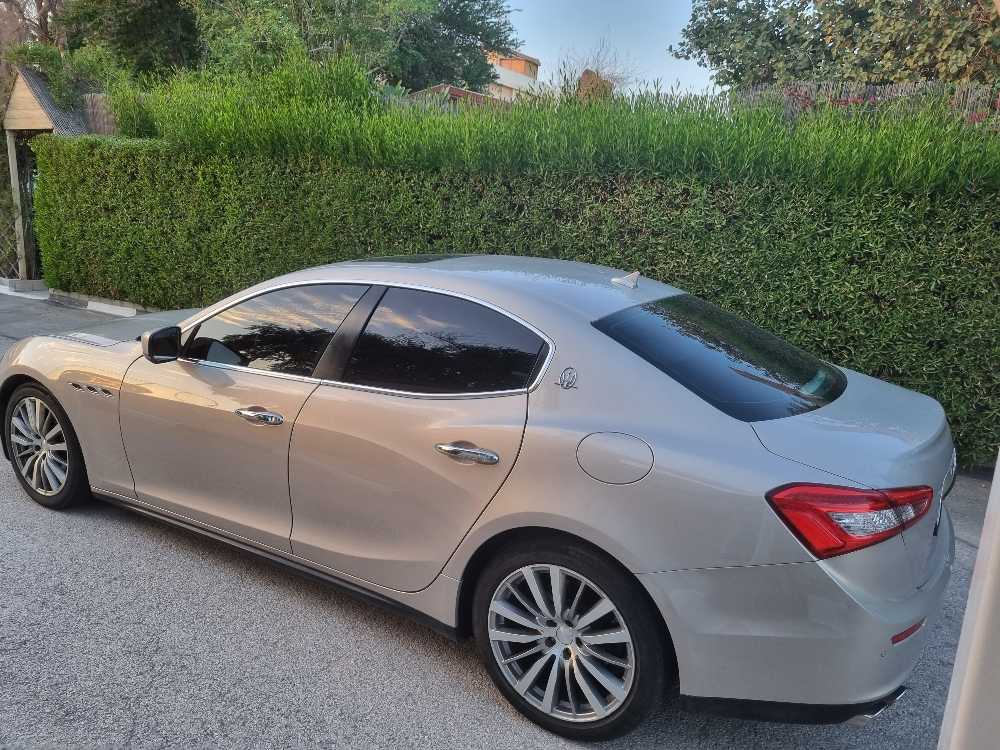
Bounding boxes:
[0,255,954,740]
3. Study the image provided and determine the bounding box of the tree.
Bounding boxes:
[547,35,642,92]
[384,0,519,92]
[58,0,199,74]
[186,0,437,74]
[672,0,1000,86]
[0,0,65,48]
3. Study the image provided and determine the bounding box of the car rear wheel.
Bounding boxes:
[472,537,672,740]
[5,385,90,509]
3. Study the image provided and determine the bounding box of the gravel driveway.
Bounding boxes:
[0,292,991,749]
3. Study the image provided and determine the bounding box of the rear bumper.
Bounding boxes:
[680,684,907,725]
[638,507,954,711]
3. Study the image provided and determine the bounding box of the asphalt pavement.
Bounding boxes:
[0,291,992,749]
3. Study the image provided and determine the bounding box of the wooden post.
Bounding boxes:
[5,130,26,280]
[938,454,1000,749]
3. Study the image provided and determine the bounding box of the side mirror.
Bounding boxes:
[141,326,181,364]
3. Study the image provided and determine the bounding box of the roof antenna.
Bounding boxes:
[612,270,640,289]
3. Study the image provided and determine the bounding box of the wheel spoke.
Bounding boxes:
[30,451,42,490]
[549,566,565,619]
[12,414,33,441]
[19,450,40,479]
[507,583,543,618]
[489,626,544,644]
[514,651,554,696]
[572,657,608,718]
[500,643,546,665]
[540,652,562,713]
[568,579,585,620]
[47,452,68,467]
[32,399,41,434]
[524,567,554,618]
[9,433,32,446]
[45,457,67,485]
[580,644,630,669]
[575,597,615,631]
[490,600,543,632]
[43,424,62,442]
[577,653,629,701]
[579,628,631,645]
[564,656,577,716]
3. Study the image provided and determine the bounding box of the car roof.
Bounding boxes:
[271,255,685,322]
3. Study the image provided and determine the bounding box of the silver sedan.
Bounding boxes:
[0,255,954,740]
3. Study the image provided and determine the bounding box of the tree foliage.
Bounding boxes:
[185,0,436,74]
[6,39,118,102]
[58,0,198,74]
[384,0,519,92]
[672,0,1000,86]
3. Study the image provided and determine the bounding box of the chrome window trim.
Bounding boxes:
[180,278,556,398]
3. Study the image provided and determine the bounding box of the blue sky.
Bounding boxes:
[509,0,715,92]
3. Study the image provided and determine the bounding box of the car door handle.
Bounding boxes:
[435,443,500,465]
[235,408,284,425]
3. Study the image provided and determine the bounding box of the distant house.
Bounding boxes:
[486,51,543,101]
[406,83,499,107]
[1,67,113,287]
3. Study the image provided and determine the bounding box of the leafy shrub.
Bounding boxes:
[32,135,1000,466]
[104,58,1000,196]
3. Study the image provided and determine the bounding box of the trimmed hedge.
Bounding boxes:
[33,135,1000,466]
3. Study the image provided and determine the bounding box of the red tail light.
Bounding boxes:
[766,484,934,559]
[891,618,926,644]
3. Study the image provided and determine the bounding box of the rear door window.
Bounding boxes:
[593,294,847,422]
[187,284,369,377]
[343,287,546,394]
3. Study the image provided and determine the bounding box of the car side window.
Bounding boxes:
[187,284,369,377]
[343,287,546,394]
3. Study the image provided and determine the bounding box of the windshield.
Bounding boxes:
[593,295,847,422]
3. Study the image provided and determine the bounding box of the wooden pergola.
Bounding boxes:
[2,66,112,289]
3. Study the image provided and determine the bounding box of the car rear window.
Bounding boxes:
[344,287,546,394]
[593,294,847,422]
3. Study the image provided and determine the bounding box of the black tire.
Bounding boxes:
[472,535,674,741]
[4,384,90,509]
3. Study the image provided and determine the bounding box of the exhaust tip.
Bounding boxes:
[844,686,907,727]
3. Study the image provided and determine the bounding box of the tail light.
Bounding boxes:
[766,483,934,559]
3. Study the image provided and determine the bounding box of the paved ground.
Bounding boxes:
[0,293,993,749]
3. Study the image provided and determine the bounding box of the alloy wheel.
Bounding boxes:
[9,396,69,496]
[488,564,635,722]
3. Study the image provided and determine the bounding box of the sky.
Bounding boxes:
[509,0,715,92]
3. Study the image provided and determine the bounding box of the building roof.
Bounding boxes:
[408,84,501,106]
[499,51,541,67]
[7,67,88,135]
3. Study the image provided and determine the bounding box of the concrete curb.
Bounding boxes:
[48,289,160,317]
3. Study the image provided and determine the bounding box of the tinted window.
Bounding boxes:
[188,285,368,377]
[593,295,847,422]
[344,288,545,393]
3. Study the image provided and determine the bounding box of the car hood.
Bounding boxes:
[55,309,200,347]
[752,368,955,587]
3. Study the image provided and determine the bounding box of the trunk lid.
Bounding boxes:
[752,368,955,587]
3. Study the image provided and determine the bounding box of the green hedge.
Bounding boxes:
[32,135,1000,466]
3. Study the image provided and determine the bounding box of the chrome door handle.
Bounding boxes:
[235,408,284,425]
[435,444,500,465]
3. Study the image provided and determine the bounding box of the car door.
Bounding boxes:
[288,286,551,592]
[119,284,369,551]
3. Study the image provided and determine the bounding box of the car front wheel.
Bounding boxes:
[472,537,673,740]
[5,384,90,509]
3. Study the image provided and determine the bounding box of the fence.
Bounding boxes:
[736,81,1000,124]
